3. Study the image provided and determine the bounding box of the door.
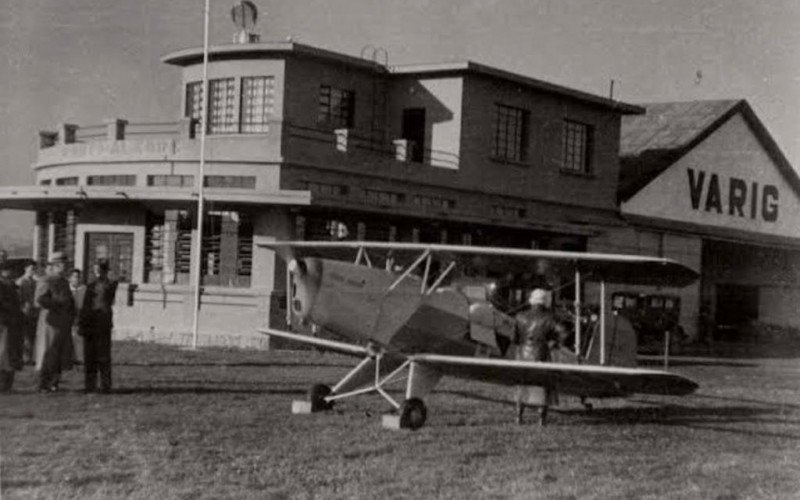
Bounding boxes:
[85,232,134,282]
[401,108,426,163]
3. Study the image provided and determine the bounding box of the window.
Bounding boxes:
[55,177,78,186]
[493,104,528,162]
[145,210,193,285]
[364,189,405,206]
[185,81,204,123]
[204,176,256,189]
[201,211,252,287]
[87,175,135,186]
[208,78,237,134]
[240,76,275,133]
[303,181,348,197]
[562,120,593,173]
[318,85,355,128]
[413,194,455,210]
[40,179,51,186]
[148,175,195,188]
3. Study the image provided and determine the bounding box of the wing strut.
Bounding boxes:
[574,268,582,355]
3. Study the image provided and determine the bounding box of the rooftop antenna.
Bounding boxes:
[232,1,260,44]
[609,79,615,100]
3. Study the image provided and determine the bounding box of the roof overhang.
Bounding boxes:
[391,61,644,115]
[161,42,386,72]
[0,186,311,211]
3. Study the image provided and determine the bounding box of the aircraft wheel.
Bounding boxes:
[308,383,333,412]
[399,398,427,430]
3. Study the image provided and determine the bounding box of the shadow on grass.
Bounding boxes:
[4,472,135,490]
[113,387,306,396]
[638,358,758,368]
[691,392,800,410]
[566,404,800,440]
[116,360,353,368]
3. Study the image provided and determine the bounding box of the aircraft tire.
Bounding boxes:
[308,383,333,412]
[399,398,427,430]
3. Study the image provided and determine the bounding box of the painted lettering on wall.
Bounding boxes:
[687,168,778,222]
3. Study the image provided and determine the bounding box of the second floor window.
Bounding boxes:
[493,104,528,162]
[208,78,237,133]
[87,175,136,186]
[318,85,355,129]
[562,120,593,173]
[241,76,275,133]
[148,175,195,188]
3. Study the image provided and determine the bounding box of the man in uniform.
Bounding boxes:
[0,260,23,392]
[68,269,87,364]
[16,260,39,364]
[514,288,566,426]
[79,259,118,393]
[34,252,76,392]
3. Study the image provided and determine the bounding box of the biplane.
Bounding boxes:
[259,241,699,430]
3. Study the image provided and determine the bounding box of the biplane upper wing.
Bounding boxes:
[409,353,699,398]
[259,241,698,287]
[259,327,368,357]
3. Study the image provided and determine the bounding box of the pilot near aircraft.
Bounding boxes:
[259,241,699,430]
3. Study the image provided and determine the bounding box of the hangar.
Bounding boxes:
[591,100,800,341]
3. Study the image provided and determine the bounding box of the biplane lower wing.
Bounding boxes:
[409,353,698,398]
[259,327,368,357]
[259,328,697,398]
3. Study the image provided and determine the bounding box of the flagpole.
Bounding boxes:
[192,0,211,349]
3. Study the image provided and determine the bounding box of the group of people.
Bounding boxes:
[0,251,118,394]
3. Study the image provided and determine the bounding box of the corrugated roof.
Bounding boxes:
[620,100,740,157]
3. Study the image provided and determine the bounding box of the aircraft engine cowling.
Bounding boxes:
[289,258,322,322]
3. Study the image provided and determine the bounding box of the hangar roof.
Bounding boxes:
[618,99,800,201]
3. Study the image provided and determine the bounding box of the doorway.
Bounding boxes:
[401,108,426,163]
[715,284,759,340]
[84,232,134,282]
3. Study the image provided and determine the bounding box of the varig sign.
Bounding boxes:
[622,113,800,239]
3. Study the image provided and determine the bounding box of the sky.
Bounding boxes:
[1,0,798,243]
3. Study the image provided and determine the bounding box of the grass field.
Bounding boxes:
[1,341,799,499]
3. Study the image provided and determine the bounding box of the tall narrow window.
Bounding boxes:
[185,81,204,123]
[240,76,275,132]
[493,104,528,162]
[207,78,237,134]
[201,211,252,287]
[562,120,593,173]
[318,85,355,129]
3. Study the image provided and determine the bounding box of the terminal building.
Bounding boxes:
[0,28,797,347]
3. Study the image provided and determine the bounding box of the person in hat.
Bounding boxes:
[513,288,566,426]
[0,259,23,392]
[34,251,76,392]
[78,259,118,393]
[16,260,40,364]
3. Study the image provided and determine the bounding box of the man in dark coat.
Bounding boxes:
[514,288,566,426]
[0,260,24,392]
[79,259,118,393]
[35,251,76,392]
[16,260,39,365]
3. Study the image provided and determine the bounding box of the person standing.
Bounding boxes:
[79,259,118,394]
[0,260,24,392]
[513,288,565,426]
[68,269,87,364]
[17,260,39,365]
[34,252,75,392]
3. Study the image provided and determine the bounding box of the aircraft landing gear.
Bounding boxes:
[309,384,333,411]
[292,383,333,414]
[399,398,427,430]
